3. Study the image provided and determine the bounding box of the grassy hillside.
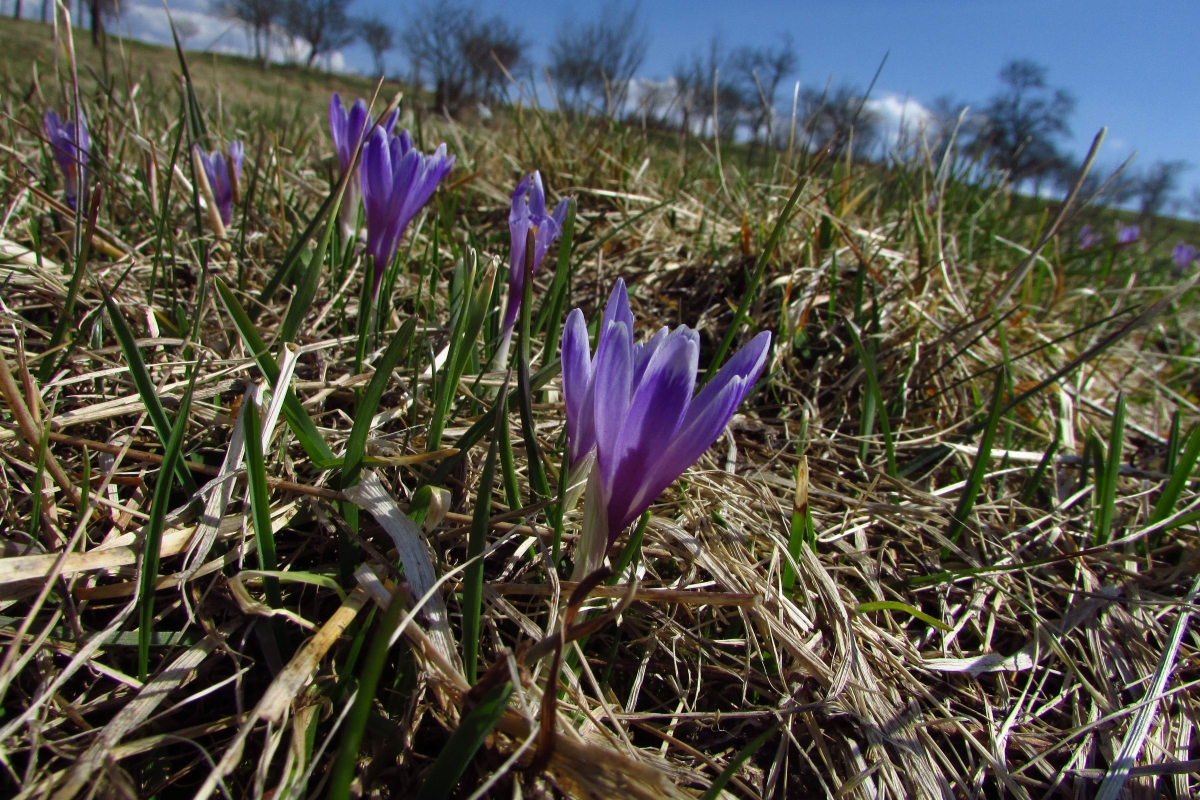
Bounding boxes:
[0,15,385,119]
[1,15,1199,800]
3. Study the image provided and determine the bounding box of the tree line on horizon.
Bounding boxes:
[10,0,1194,220]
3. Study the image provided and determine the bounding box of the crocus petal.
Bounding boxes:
[592,319,634,495]
[561,308,595,465]
[510,174,532,224]
[602,279,635,337]
[604,327,698,537]
[551,197,570,228]
[329,93,348,164]
[45,110,89,208]
[528,171,546,220]
[359,130,453,291]
[209,151,233,224]
[617,330,769,535]
[620,378,746,533]
[685,331,772,428]
[228,141,245,179]
[380,108,399,136]
[632,326,669,386]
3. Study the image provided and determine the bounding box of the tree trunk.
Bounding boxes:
[14,0,21,21]
[90,0,101,46]
[260,23,271,69]
[306,45,318,68]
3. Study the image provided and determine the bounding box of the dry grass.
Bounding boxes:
[0,16,1199,800]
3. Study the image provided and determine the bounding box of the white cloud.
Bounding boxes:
[113,0,349,73]
[864,92,934,151]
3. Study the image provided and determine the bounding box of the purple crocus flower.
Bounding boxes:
[1173,242,1196,270]
[562,279,771,567]
[504,171,569,331]
[1078,224,1102,250]
[329,93,398,236]
[195,142,244,226]
[1116,223,1140,247]
[43,110,89,211]
[360,127,454,295]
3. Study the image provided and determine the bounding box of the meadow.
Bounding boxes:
[1,14,1199,800]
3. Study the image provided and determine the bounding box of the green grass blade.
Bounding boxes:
[103,293,199,497]
[235,570,345,601]
[137,360,198,681]
[1166,410,1183,476]
[855,601,953,632]
[165,10,207,143]
[428,259,496,452]
[281,146,355,344]
[782,455,810,592]
[421,359,560,490]
[253,190,338,321]
[28,428,49,546]
[326,587,408,800]
[496,390,521,510]
[704,175,808,383]
[278,248,317,345]
[517,233,551,509]
[340,319,418,491]
[414,680,513,800]
[242,396,280,607]
[608,511,649,583]
[1150,424,1200,533]
[700,723,781,800]
[1020,430,1060,506]
[337,318,416,580]
[846,322,895,477]
[38,187,101,383]
[462,409,501,685]
[946,368,1006,544]
[1093,393,1126,545]
[214,276,335,465]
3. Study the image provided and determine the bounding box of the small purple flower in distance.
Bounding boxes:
[562,279,771,562]
[195,142,244,226]
[329,93,398,236]
[43,109,89,210]
[360,127,454,294]
[1116,223,1140,247]
[504,171,569,331]
[1078,224,1102,250]
[1173,242,1196,270]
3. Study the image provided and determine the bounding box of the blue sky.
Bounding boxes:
[366,0,1200,198]
[116,0,1199,200]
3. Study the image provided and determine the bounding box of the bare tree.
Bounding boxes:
[975,59,1074,186]
[174,17,200,47]
[729,35,797,143]
[217,0,282,67]
[673,38,742,139]
[459,17,524,105]
[920,95,974,167]
[359,16,393,78]
[402,1,526,114]
[284,0,356,68]
[548,1,649,116]
[1135,160,1190,223]
[88,0,117,46]
[802,84,881,159]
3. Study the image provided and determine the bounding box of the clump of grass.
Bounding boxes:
[0,15,1199,800]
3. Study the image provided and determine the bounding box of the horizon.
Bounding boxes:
[17,0,1198,210]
